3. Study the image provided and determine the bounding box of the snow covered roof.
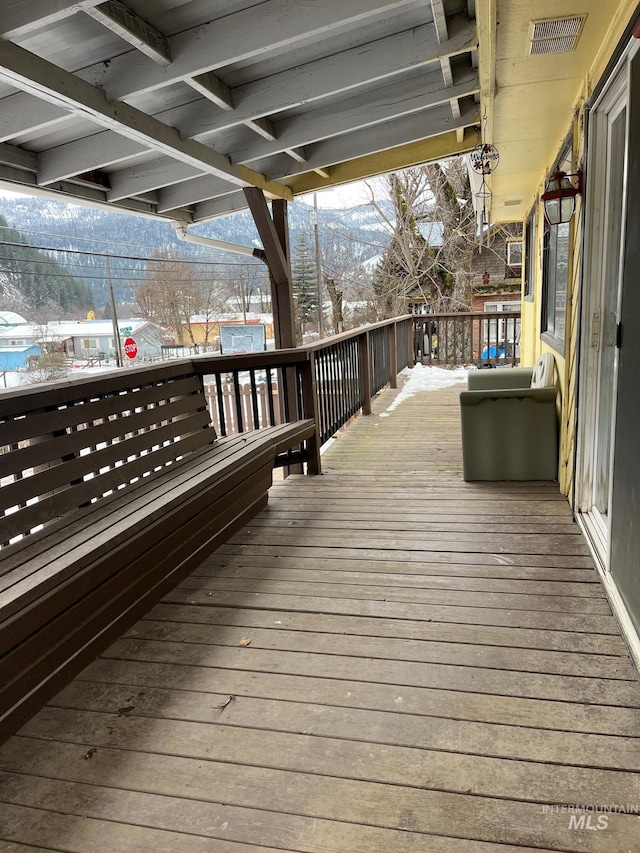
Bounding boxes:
[0,345,39,353]
[0,312,27,326]
[44,319,152,338]
[0,325,38,339]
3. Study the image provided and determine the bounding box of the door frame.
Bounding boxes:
[576,41,636,567]
[576,35,640,670]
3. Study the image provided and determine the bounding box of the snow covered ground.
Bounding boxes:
[381,363,467,416]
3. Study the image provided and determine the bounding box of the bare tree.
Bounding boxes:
[219,262,270,320]
[367,159,476,317]
[316,223,380,333]
[136,250,228,348]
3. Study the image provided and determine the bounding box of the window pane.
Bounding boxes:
[554,222,570,343]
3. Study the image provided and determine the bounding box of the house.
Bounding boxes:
[172,313,275,351]
[46,319,164,362]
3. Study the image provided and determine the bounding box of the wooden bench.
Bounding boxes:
[0,359,315,742]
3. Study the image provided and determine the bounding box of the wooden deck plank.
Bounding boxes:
[145,601,627,656]
[0,736,639,852]
[42,681,640,774]
[1,382,639,853]
[127,617,637,679]
[164,587,621,633]
[3,733,639,820]
[0,773,607,853]
[202,552,603,582]
[216,542,596,568]
[98,636,640,706]
[228,528,592,555]
[75,656,640,736]
[192,561,607,596]
[175,575,611,613]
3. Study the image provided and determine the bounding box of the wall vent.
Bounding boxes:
[529,16,585,55]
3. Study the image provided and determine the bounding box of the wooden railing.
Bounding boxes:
[194,316,414,450]
[413,311,521,367]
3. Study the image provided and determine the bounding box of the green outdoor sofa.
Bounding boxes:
[459,353,559,481]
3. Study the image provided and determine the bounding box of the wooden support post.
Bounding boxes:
[244,187,301,473]
[407,319,415,368]
[243,188,296,349]
[389,322,398,389]
[359,331,372,416]
[300,353,322,476]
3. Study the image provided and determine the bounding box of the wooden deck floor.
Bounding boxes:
[1,378,640,852]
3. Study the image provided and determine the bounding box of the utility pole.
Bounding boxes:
[106,253,123,367]
[313,192,323,338]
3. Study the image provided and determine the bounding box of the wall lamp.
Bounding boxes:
[541,169,583,225]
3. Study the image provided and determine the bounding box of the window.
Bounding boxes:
[541,219,570,349]
[82,337,98,351]
[505,239,523,278]
[523,210,536,300]
[541,146,572,351]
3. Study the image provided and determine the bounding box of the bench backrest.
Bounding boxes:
[0,362,215,548]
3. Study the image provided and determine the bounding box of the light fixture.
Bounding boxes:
[542,169,583,224]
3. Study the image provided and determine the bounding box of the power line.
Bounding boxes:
[0,238,263,267]
[0,221,260,260]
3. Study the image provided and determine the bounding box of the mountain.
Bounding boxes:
[0,194,390,311]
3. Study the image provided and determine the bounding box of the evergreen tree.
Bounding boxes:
[291,230,318,339]
[0,215,94,318]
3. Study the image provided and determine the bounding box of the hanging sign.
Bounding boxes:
[470,143,500,175]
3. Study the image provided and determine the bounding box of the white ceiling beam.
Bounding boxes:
[430,0,449,43]
[259,101,479,181]
[0,94,69,144]
[231,69,479,165]
[440,57,454,87]
[284,148,307,164]
[106,69,478,207]
[10,16,477,183]
[169,16,476,140]
[0,165,167,218]
[186,73,234,111]
[166,100,478,216]
[79,0,424,100]
[191,191,251,222]
[245,117,277,142]
[84,1,171,66]
[0,0,103,38]
[0,40,293,201]
[157,176,240,213]
[107,159,208,202]
[0,142,39,173]
[38,135,145,185]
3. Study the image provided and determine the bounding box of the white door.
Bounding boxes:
[578,59,630,564]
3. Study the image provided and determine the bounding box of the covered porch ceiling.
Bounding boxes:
[0,1,634,225]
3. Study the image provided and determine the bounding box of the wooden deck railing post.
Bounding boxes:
[299,353,322,475]
[358,330,372,416]
[388,322,398,389]
[407,319,415,368]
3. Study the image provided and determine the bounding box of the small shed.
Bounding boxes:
[0,345,41,371]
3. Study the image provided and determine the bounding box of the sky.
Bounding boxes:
[299,177,387,209]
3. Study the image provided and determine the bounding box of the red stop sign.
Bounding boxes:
[123,337,138,359]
